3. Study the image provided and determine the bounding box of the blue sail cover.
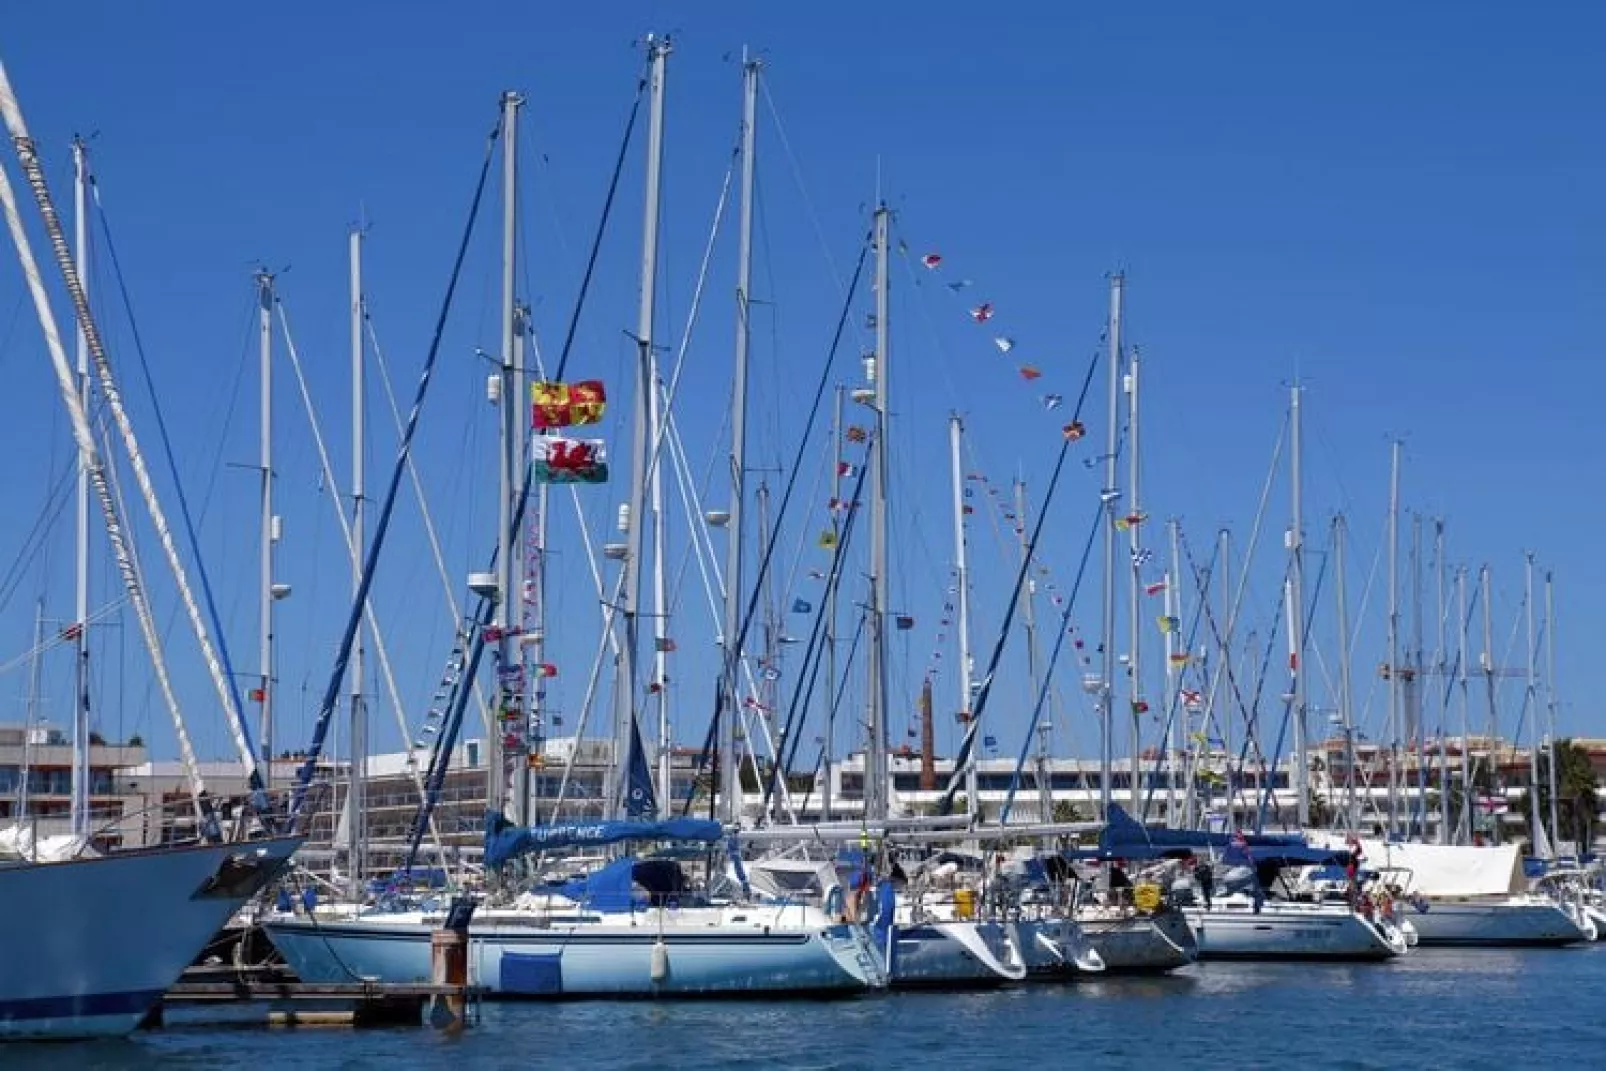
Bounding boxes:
[483,810,722,869]
[624,715,658,819]
[1098,804,1308,854]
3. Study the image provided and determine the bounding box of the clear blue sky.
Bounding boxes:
[0,2,1600,781]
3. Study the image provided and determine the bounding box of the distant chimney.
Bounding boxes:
[919,677,936,791]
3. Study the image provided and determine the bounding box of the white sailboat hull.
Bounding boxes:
[1076,909,1198,972]
[0,837,301,1039]
[266,905,882,996]
[1185,902,1406,960]
[1405,897,1589,946]
[887,918,1026,987]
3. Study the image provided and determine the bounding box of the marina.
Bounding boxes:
[0,4,1603,1067]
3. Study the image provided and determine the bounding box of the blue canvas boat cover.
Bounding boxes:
[483,810,723,869]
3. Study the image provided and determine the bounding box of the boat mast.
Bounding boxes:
[1435,519,1449,843]
[1479,564,1498,844]
[1217,528,1233,823]
[865,203,891,824]
[1098,273,1123,821]
[720,48,756,825]
[1164,518,1183,823]
[69,137,91,838]
[515,304,538,826]
[490,90,523,828]
[618,39,667,818]
[1124,344,1144,813]
[21,600,43,823]
[948,415,977,817]
[1016,479,1053,824]
[821,383,843,823]
[1385,439,1401,838]
[1455,565,1471,843]
[344,223,368,883]
[1334,514,1356,833]
[1406,513,1424,834]
[1524,553,1543,855]
[0,87,215,817]
[1288,384,1307,828]
[1544,570,1560,852]
[258,268,278,788]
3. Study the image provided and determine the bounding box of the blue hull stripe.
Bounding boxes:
[0,988,165,1024]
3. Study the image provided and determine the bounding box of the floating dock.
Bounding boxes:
[146,971,482,1029]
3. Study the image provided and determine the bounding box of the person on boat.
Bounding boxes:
[1108,861,1133,907]
[1195,859,1215,909]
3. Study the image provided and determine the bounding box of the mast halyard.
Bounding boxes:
[1098,273,1123,821]
[720,47,757,826]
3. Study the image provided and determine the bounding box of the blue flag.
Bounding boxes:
[791,598,813,614]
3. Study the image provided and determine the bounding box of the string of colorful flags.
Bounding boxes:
[897,241,1087,444]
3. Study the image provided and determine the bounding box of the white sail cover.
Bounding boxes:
[1320,836,1524,897]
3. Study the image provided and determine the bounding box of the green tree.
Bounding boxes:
[1052,800,1086,824]
[1516,739,1599,851]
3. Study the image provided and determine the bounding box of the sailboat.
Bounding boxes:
[0,62,302,1039]
[1326,836,1588,947]
[268,813,886,996]
[270,43,889,999]
[1096,808,1408,960]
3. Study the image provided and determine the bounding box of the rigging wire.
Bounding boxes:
[292,111,503,819]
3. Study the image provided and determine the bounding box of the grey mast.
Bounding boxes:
[720,48,757,824]
[865,204,891,823]
[1098,273,1123,819]
[615,38,668,817]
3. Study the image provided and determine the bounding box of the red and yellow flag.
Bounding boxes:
[531,380,607,429]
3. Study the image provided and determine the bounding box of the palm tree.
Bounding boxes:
[1516,739,1600,852]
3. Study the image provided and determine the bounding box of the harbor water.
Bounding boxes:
[3,945,1604,1070]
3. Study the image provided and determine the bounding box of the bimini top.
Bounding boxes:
[1096,804,1308,855]
[483,810,724,869]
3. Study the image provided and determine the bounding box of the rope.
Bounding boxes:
[275,298,445,860]
[0,72,213,827]
[92,176,264,795]
[939,340,1102,814]
[292,112,502,819]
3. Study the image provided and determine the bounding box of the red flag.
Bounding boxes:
[970,303,994,323]
[1018,365,1042,381]
[1062,421,1087,441]
[921,252,943,269]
